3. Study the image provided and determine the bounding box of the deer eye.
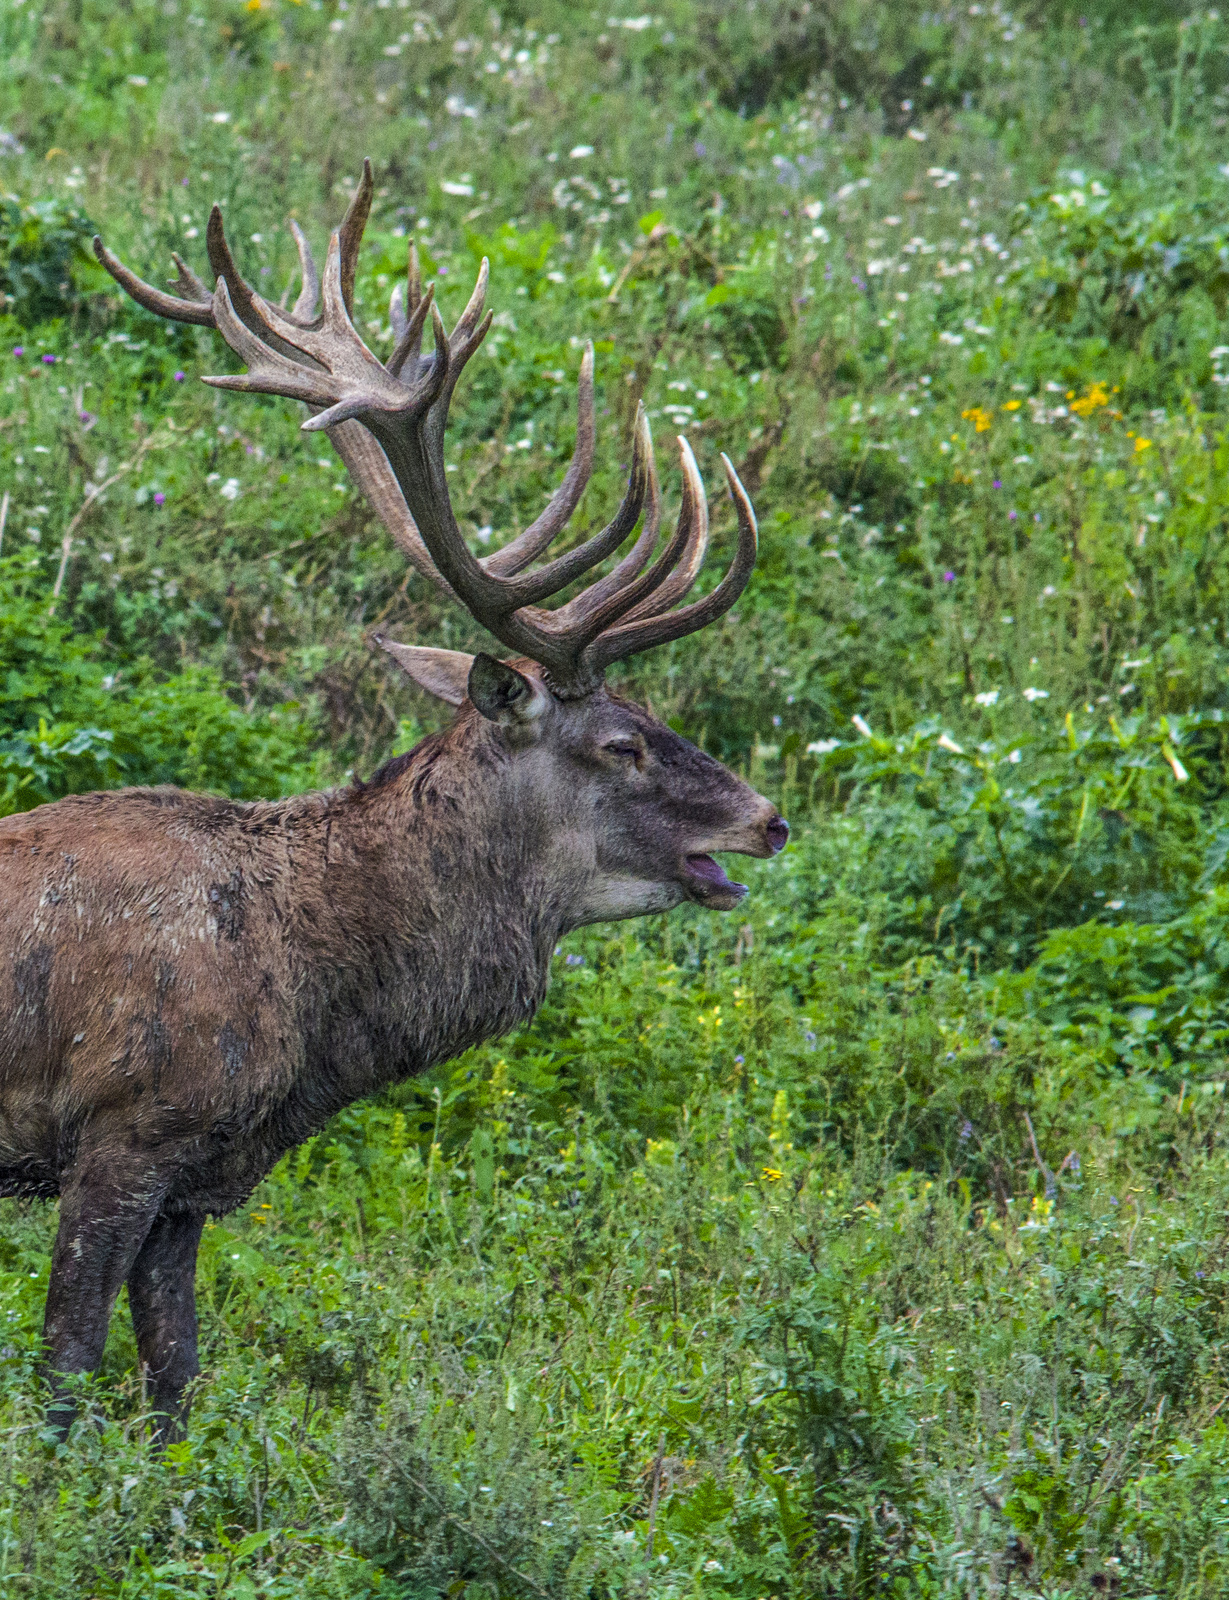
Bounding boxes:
[604,739,640,762]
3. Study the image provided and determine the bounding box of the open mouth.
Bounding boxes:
[682,853,749,906]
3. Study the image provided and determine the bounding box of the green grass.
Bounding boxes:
[8,0,1229,1593]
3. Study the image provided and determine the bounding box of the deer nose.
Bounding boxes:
[765,815,789,854]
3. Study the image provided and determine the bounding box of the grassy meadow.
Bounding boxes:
[9,0,1229,1592]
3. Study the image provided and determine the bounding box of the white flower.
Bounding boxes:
[445,95,479,119]
[1008,749,1022,764]
[704,1561,725,1573]
[611,15,653,29]
[851,714,874,739]
[440,180,474,196]
[219,478,240,501]
[937,733,964,754]
[974,689,1000,707]
[1022,687,1049,701]
[127,75,148,87]
[907,128,927,141]
[569,144,594,158]
[939,331,964,345]
[807,738,839,755]
[210,111,230,124]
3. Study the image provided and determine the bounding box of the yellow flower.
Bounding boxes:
[961,406,993,432]
[761,1166,784,1182]
[1069,381,1110,418]
[1134,437,1152,453]
[246,0,262,9]
[1002,399,1022,411]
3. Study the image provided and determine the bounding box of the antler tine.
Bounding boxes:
[338,158,374,317]
[204,203,312,359]
[92,237,217,326]
[554,433,704,646]
[169,252,213,306]
[287,220,320,323]
[483,343,597,578]
[584,454,758,675]
[387,281,436,379]
[388,240,423,344]
[616,436,710,624]
[544,406,662,622]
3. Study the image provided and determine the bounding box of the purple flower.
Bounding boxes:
[565,953,585,966]
[79,409,96,427]
[958,1119,973,1143]
[153,491,166,506]
[12,346,24,358]
[1034,512,1042,523]
[993,478,1001,488]
[42,353,56,365]
[1197,1271,1207,1279]
[1008,509,1018,520]
[174,371,185,382]
[734,1054,744,1065]
[694,141,707,157]
[942,569,956,582]
[182,176,190,186]
[851,274,867,291]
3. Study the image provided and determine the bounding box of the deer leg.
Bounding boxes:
[42,1172,163,1440]
[127,1209,205,1441]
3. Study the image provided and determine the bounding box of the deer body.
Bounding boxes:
[10,162,788,1437]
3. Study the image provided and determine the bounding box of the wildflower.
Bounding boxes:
[1023,687,1049,701]
[850,713,874,738]
[1134,437,1152,453]
[42,354,56,365]
[961,406,992,432]
[569,144,594,159]
[219,478,240,500]
[174,371,185,382]
[153,492,166,506]
[958,1119,973,1142]
[79,410,96,429]
[734,1055,744,1065]
[1008,509,1019,520]
[1069,380,1109,418]
[12,346,24,357]
[974,689,1000,707]
[937,733,964,754]
[993,478,1002,488]
[1002,399,1022,411]
[761,1167,783,1182]
[565,953,585,966]
[942,569,955,582]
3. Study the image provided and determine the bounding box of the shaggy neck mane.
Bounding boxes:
[266,716,562,1105]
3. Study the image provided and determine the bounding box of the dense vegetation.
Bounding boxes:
[7,0,1229,1592]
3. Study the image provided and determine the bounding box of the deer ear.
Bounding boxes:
[374,638,473,706]
[467,653,550,725]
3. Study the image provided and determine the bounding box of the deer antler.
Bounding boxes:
[94,160,757,697]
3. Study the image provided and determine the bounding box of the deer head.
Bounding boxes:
[95,161,787,920]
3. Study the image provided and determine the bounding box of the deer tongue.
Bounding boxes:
[683,854,747,904]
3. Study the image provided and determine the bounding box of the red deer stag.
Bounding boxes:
[0,161,786,1439]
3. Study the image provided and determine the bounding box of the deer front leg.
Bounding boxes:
[127,1209,205,1441]
[42,1168,164,1440]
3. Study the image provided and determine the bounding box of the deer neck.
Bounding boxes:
[289,732,565,1087]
